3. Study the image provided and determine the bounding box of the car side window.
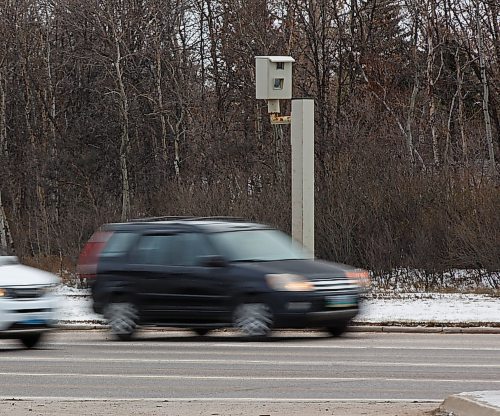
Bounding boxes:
[131,233,216,267]
[132,234,176,265]
[174,233,216,266]
[101,232,137,255]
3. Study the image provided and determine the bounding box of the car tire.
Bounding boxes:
[192,328,211,336]
[233,302,273,338]
[326,321,349,337]
[19,332,43,349]
[104,301,138,341]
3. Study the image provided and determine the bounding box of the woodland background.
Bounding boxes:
[0,0,498,286]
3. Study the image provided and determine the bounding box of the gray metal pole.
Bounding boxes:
[291,98,315,256]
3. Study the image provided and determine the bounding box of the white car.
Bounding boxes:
[0,249,60,348]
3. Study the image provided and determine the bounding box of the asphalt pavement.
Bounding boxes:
[1,329,500,415]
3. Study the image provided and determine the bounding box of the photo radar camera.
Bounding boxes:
[255,56,294,114]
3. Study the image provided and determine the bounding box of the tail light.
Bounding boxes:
[76,231,113,281]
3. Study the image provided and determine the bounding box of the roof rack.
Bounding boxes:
[190,216,247,222]
[127,216,248,223]
[127,216,195,222]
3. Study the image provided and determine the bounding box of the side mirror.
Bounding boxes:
[199,255,227,268]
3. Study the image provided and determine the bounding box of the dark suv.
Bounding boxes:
[78,217,368,339]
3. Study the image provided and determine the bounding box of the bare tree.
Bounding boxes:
[70,0,137,221]
[475,0,496,176]
[0,67,12,250]
[424,0,442,165]
[0,0,498,277]
[455,47,469,165]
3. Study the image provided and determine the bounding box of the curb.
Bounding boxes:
[441,392,500,416]
[348,325,500,334]
[55,322,500,334]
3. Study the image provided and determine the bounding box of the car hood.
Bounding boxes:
[231,259,358,279]
[0,263,60,286]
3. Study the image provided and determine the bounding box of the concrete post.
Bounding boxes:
[291,99,314,256]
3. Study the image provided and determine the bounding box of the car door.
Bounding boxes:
[129,232,187,324]
[171,232,233,324]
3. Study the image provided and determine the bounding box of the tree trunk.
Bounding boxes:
[114,40,131,221]
[0,71,12,250]
[455,49,468,165]
[45,11,59,225]
[170,102,183,179]
[22,62,49,254]
[155,47,169,177]
[255,102,263,144]
[174,131,181,178]
[0,191,12,250]
[0,70,6,157]
[426,0,439,166]
[406,80,418,166]
[476,1,496,177]
[272,124,285,180]
[444,91,458,165]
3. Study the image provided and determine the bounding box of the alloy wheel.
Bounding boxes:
[104,302,138,340]
[233,303,273,338]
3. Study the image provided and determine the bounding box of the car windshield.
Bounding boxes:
[209,229,312,262]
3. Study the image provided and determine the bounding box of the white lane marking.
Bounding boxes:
[0,372,499,383]
[0,396,442,403]
[1,356,500,368]
[50,341,500,352]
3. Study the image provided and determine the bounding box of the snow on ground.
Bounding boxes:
[55,286,500,325]
[465,391,500,407]
[359,293,500,324]
[57,294,98,323]
[374,269,500,292]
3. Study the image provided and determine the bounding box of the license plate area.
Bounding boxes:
[325,294,357,308]
[21,319,46,326]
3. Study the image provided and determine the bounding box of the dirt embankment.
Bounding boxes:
[0,399,440,416]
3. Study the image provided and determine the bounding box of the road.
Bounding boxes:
[0,329,499,414]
